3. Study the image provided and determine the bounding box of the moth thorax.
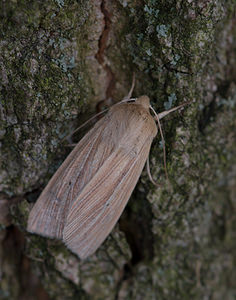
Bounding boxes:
[136,95,150,110]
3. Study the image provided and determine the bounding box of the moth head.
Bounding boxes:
[136,95,150,110]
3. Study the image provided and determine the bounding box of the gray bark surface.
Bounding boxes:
[0,1,235,299]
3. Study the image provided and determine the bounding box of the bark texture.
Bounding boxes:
[0,1,235,299]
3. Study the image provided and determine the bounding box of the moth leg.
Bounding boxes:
[149,106,169,182]
[146,155,161,187]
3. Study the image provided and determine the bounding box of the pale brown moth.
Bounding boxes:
[27,93,188,260]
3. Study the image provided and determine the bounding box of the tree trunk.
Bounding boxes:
[0,1,235,299]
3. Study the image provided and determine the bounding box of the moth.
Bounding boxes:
[27,94,188,260]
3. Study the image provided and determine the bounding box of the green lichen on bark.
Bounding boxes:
[0,0,93,196]
[0,0,235,299]
[103,0,236,299]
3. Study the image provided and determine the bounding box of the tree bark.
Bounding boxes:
[0,1,235,299]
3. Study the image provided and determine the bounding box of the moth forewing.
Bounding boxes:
[63,134,155,259]
[64,97,157,259]
[27,95,158,259]
[27,115,115,238]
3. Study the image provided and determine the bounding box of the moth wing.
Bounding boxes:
[27,116,116,239]
[63,139,153,260]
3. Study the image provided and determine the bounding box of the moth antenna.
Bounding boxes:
[157,100,192,119]
[149,105,169,181]
[65,143,77,147]
[63,75,138,142]
[146,155,161,187]
[63,98,139,142]
[122,73,135,101]
[62,109,109,142]
[119,97,137,104]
